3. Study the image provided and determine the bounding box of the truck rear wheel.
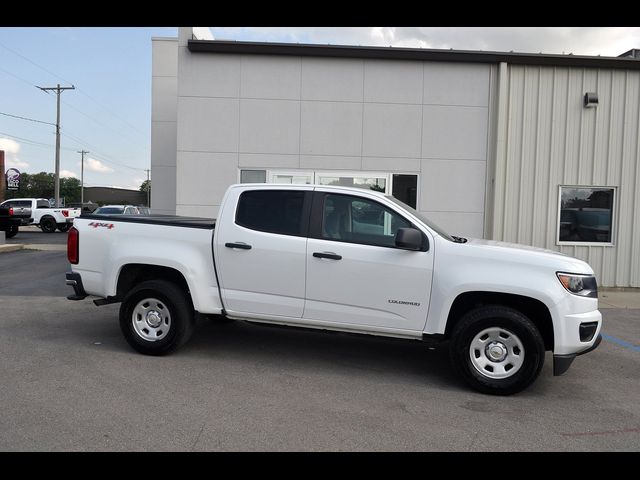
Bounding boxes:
[40,216,57,233]
[449,305,545,395]
[119,279,195,356]
[5,224,18,238]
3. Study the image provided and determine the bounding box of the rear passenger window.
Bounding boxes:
[236,190,306,236]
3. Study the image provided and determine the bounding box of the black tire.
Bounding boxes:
[57,223,71,232]
[5,224,18,239]
[449,305,545,395]
[40,216,57,233]
[119,279,195,356]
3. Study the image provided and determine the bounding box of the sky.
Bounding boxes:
[1,27,639,190]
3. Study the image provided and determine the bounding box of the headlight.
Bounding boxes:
[557,273,598,298]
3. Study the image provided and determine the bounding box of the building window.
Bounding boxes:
[317,173,387,193]
[240,170,266,183]
[270,172,313,185]
[238,169,419,210]
[392,174,418,209]
[558,186,615,245]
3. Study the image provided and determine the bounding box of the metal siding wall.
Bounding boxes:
[494,64,640,287]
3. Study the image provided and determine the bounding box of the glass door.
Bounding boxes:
[269,171,314,185]
[315,172,388,194]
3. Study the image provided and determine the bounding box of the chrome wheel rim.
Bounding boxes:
[469,327,525,379]
[132,298,171,342]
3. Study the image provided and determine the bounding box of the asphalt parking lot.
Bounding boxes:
[0,247,638,451]
[5,225,68,245]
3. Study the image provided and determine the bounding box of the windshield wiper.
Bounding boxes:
[451,235,468,243]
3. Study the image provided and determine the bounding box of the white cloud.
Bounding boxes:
[209,27,640,57]
[60,170,78,179]
[0,137,30,170]
[0,137,20,154]
[7,158,30,169]
[85,157,114,173]
[192,27,214,40]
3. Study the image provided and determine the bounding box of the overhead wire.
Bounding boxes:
[0,111,56,126]
[0,46,150,174]
[0,39,150,146]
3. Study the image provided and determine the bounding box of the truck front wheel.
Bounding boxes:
[119,279,195,356]
[449,305,545,395]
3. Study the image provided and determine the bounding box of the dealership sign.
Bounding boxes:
[6,168,20,190]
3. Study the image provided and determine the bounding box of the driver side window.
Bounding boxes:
[322,194,411,248]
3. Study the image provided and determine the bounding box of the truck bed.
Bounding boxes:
[79,213,215,230]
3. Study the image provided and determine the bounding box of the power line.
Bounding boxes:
[60,130,147,172]
[60,99,149,154]
[0,111,56,126]
[0,41,150,173]
[0,40,74,85]
[0,65,38,88]
[0,130,60,150]
[74,87,148,138]
[0,39,149,143]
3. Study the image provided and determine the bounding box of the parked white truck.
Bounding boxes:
[65,184,602,395]
[0,198,81,233]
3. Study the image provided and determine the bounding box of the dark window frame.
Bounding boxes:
[309,192,428,251]
[235,189,312,238]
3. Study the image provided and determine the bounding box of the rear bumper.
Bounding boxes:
[66,272,88,300]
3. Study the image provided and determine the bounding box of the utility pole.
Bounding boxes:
[77,150,89,205]
[38,84,75,207]
[145,169,150,207]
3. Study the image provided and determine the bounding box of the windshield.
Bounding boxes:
[95,207,125,214]
[385,195,456,242]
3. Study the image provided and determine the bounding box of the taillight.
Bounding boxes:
[8,207,13,216]
[62,210,69,217]
[68,226,79,264]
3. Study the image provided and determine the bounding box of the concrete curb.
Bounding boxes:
[0,244,66,253]
[23,244,66,252]
[0,244,24,253]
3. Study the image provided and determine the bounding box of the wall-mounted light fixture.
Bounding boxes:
[584,92,599,108]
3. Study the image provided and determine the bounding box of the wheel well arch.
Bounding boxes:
[116,264,191,303]
[445,291,554,350]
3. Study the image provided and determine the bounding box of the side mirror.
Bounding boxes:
[395,228,423,251]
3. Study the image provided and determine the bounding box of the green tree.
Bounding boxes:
[140,179,151,193]
[3,171,80,204]
[61,177,81,203]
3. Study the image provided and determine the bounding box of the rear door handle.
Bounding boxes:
[225,242,252,250]
[313,252,342,260]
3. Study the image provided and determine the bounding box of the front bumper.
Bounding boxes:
[553,334,602,375]
[66,272,88,300]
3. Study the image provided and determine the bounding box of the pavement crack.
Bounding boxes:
[190,422,206,451]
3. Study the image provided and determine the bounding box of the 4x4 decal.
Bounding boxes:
[88,222,114,230]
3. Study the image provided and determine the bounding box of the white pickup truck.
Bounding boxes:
[65,184,602,395]
[0,198,81,233]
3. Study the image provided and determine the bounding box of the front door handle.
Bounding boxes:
[225,242,252,250]
[313,252,342,260]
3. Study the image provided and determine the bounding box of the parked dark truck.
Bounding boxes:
[0,205,22,238]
